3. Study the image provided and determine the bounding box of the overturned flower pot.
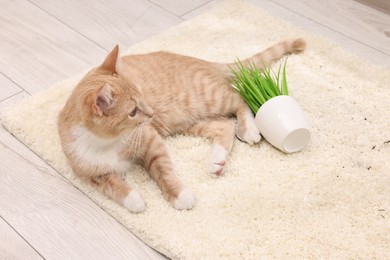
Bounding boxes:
[254,95,310,153]
[231,59,310,153]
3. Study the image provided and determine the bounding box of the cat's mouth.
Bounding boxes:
[141,117,152,125]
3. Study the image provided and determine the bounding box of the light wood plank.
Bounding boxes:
[0,127,166,260]
[0,0,107,94]
[30,0,183,50]
[184,0,390,66]
[0,73,22,101]
[355,0,390,15]
[0,91,30,116]
[150,0,211,16]
[0,218,43,260]
[182,0,222,20]
[235,0,390,67]
[269,0,390,55]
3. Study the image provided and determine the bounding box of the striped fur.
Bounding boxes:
[58,39,306,212]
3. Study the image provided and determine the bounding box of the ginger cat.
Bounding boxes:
[58,39,306,212]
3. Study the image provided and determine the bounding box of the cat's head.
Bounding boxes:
[75,46,153,137]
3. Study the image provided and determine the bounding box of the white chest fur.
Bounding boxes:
[68,126,131,174]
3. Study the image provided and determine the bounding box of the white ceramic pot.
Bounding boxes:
[254,96,310,153]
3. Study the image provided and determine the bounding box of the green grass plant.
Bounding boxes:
[230,60,289,114]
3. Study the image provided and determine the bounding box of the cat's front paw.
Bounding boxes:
[210,161,225,177]
[237,122,261,145]
[123,190,146,213]
[173,187,195,210]
[209,144,227,177]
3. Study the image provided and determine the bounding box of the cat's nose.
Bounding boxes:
[144,106,154,118]
[138,101,153,118]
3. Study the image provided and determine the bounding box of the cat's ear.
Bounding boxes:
[93,84,114,116]
[99,45,121,74]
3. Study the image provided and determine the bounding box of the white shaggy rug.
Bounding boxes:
[2,1,390,259]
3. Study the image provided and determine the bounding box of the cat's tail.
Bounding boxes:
[217,38,306,77]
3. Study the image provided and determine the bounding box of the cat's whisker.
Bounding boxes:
[129,122,144,161]
[136,123,146,154]
[131,127,141,157]
[130,128,138,151]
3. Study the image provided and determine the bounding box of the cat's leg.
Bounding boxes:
[142,127,195,210]
[86,174,146,213]
[236,104,261,145]
[186,119,235,177]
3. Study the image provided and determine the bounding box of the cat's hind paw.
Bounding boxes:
[123,190,146,213]
[173,187,195,210]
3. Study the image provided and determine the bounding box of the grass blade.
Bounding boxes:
[281,60,289,95]
[230,59,290,111]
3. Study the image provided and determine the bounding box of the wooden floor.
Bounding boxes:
[0,0,389,259]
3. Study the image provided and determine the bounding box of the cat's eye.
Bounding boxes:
[129,107,138,117]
